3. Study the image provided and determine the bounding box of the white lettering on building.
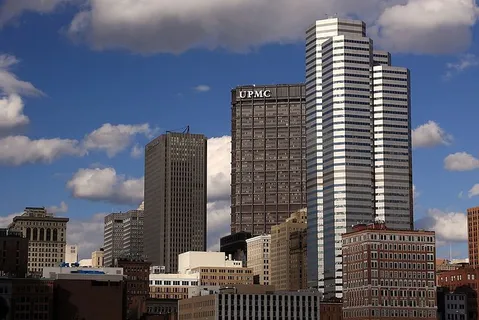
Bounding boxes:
[239,90,272,99]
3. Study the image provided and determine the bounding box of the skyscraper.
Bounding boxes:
[104,212,126,267]
[305,18,413,298]
[231,84,306,235]
[467,206,479,267]
[144,131,207,273]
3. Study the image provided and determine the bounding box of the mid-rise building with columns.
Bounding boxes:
[8,207,69,276]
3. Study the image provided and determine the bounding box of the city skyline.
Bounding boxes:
[0,2,478,262]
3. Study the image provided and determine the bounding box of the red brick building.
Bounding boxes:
[342,223,437,320]
[117,258,151,320]
[0,229,28,278]
[321,298,343,320]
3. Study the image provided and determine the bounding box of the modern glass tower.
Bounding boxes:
[144,131,207,273]
[305,18,413,298]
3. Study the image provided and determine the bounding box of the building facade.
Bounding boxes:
[0,229,28,278]
[65,244,78,264]
[104,212,126,267]
[8,207,69,276]
[122,209,144,260]
[91,248,105,267]
[305,18,413,298]
[230,84,307,235]
[342,223,436,319]
[289,228,308,291]
[117,258,151,320]
[220,231,252,265]
[246,235,271,285]
[178,286,321,320]
[149,273,199,300]
[144,132,207,273]
[270,208,307,291]
[468,206,479,268]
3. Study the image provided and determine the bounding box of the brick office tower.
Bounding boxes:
[230,84,306,235]
[144,131,207,273]
[468,206,479,267]
[342,223,437,320]
[0,229,28,278]
[117,258,151,320]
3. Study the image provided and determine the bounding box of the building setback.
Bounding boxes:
[8,207,69,276]
[305,18,413,298]
[144,132,207,273]
[230,84,306,235]
[342,223,436,320]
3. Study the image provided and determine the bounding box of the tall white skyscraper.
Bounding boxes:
[305,18,413,298]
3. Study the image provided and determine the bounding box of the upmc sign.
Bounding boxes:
[239,90,272,99]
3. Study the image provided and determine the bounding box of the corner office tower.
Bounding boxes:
[144,132,207,273]
[231,84,307,235]
[305,18,413,298]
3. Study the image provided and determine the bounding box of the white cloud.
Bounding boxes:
[207,136,231,202]
[3,0,477,54]
[67,167,144,204]
[0,54,43,96]
[0,135,84,165]
[67,213,106,259]
[0,123,154,166]
[194,85,211,92]
[130,143,142,158]
[83,123,153,157]
[46,201,68,214]
[415,208,467,242]
[0,94,29,131]
[0,212,20,228]
[444,53,479,78]
[444,152,479,171]
[468,184,479,198]
[412,121,452,148]
[372,0,479,54]
[206,200,230,251]
[413,185,419,199]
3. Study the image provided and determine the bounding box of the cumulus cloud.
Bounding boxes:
[67,167,144,204]
[415,208,467,243]
[469,184,479,198]
[444,152,479,171]
[444,53,479,79]
[194,85,211,92]
[207,136,231,202]
[0,135,84,165]
[83,123,154,157]
[372,0,479,54]
[0,212,20,228]
[67,213,106,259]
[0,94,29,131]
[0,54,43,97]
[0,123,154,166]
[207,200,231,251]
[46,201,68,214]
[412,121,452,148]
[2,0,478,54]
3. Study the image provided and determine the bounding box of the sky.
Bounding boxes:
[0,0,478,260]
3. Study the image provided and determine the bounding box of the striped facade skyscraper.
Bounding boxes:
[305,18,413,298]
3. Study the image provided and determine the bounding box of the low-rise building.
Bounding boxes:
[91,248,105,267]
[149,273,199,300]
[65,244,79,263]
[342,223,437,320]
[178,285,320,320]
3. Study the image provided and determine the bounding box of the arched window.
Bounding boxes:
[39,228,45,241]
[33,228,38,241]
[26,228,31,240]
[46,229,51,241]
[53,229,58,242]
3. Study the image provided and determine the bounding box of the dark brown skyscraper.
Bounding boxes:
[144,131,207,273]
[231,84,306,235]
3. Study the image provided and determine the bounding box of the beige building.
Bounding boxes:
[149,273,199,300]
[178,251,254,287]
[9,207,69,276]
[65,244,78,263]
[289,228,307,290]
[342,223,437,320]
[246,234,270,285]
[270,208,307,291]
[91,249,105,267]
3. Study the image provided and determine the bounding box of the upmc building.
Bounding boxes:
[230,84,307,235]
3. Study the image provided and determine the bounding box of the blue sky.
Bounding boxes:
[0,0,478,259]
